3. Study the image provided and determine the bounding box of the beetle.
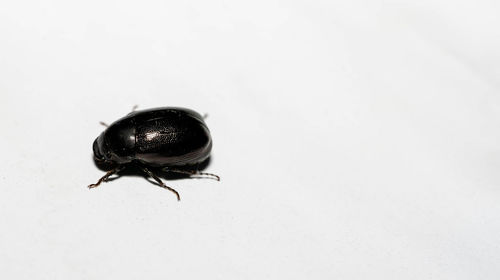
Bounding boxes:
[88,107,219,200]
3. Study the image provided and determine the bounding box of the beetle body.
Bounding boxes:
[89,107,217,200]
[93,107,212,167]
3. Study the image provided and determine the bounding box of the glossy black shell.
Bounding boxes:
[93,107,212,167]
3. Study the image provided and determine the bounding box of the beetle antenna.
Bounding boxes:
[140,166,180,201]
[99,121,109,127]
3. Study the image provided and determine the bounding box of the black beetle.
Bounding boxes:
[89,107,219,200]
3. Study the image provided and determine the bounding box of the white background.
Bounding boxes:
[1,0,500,279]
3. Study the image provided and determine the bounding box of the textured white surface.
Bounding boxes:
[1,0,500,279]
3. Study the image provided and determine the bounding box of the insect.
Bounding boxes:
[89,107,219,200]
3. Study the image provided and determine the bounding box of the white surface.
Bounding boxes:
[1,0,500,279]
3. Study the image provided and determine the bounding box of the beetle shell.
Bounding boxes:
[93,107,212,167]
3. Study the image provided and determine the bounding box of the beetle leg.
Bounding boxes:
[99,121,109,127]
[88,166,123,188]
[131,105,138,112]
[140,166,180,201]
[164,168,220,181]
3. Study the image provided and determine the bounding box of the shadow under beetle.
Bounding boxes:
[89,107,219,201]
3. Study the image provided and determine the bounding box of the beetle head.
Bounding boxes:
[93,125,136,165]
[93,134,112,164]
